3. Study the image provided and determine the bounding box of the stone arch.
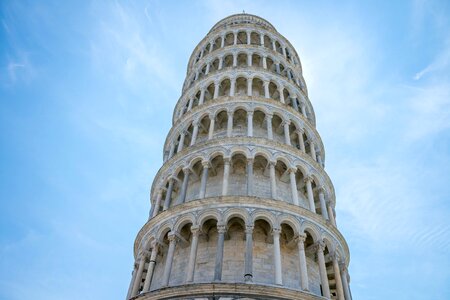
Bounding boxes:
[223,208,250,226]
[173,213,196,233]
[251,210,276,229]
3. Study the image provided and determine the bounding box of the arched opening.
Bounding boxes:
[282,88,290,104]
[225,32,234,46]
[303,230,321,296]
[205,155,224,198]
[185,160,202,202]
[253,155,270,199]
[197,64,207,80]
[252,77,264,97]
[210,58,219,73]
[253,109,267,138]
[149,230,171,290]
[279,63,286,76]
[324,242,338,298]
[268,82,280,101]
[275,160,290,202]
[237,52,248,67]
[250,32,260,45]
[195,218,218,282]
[223,54,233,68]
[235,77,248,96]
[218,78,231,97]
[280,223,299,289]
[252,219,274,284]
[275,41,283,55]
[184,123,194,147]
[192,90,201,109]
[294,168,308,209]
[271,114,284,144]
[229,153,247,195]
[222,217,246,281]
[204,43,211,54]
[237,31,247,44]
[205,82,215,102]
[252,53,262,68]
[214,110,228,138]
[266,56,274,72]
[196,116,211,144]
[213,36,221,51]
[169,223,192,285]
[263,35,271,49]
[233,109,248,137]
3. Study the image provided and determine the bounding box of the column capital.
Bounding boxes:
[271,227,281,236]
[339,262,348,273]
[295,233,307,243]
[295,128,305,135]
[281,120,291,126]
[269,160,277,167]
[223,157,231,164]
[201,160,210,168]
[167,232,179,243]
[288,167,297,174]
[246,158,254,165]
[304,175,313,183]
[217,224,227,234]
[314,240,326,252]
[138,250,150,260]
[182,166,191,173]
[192,120,199,127]
[247,110,254,116]
[265,113,273,120]
[190,225,201,235]
[245,225,254,234]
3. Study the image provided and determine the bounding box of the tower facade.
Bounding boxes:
[127,14,352,300]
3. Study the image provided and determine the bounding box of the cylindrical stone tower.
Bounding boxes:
[127,13,352,300]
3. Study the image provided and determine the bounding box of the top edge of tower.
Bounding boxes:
[208,13,277,33]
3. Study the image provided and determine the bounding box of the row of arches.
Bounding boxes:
[186,48,305,93]
[152,152,334,225]
[176,72,314,125]
[128,208,351,299]
[167,107,323,167]
[192,28,299,71]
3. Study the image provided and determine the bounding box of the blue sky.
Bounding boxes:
[1,1,449,299]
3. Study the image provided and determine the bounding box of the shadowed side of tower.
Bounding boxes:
[126,13,352,300]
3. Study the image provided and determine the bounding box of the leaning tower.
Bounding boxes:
[126,14,352,300]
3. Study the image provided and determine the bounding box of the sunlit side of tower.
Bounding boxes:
[126,14,352,300]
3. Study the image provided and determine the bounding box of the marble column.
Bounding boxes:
[331,254,345,300]
[297,234,309,291]
[300,102,307,117]
[221,35,225,48]
[213,82,219,99]
[247,31,251,44]
[185,226,200,283]
[177,168,190,205]
[305,176,316,212]
[230,78,236,96]
[289,168,299,205]
[162,233,178,286]
[283,121,291,145]
[292,97,298,111]
[297,130,306,153]
[269,161,277,199]
[318,187,329,220]
[222,158,231,196]
[272,40,276,51]
[163,179,174,211]
[177,131,186,153]
[199,162,209,198]
[151,191,162,218]
[244,225,254,282]
[262,56,267,69]
[276,63,281,74]
[205,62,210,75]
[199,88,206,105]
[131,251,148,296]
[190,122,199,146]
[227,111,233,137]
[187,97,194,111]
[264,81,270,98]
[260,33,264,46]
[168,142,175,159]
[272,228,282,285]
[218,56,223,70]
[279,87,285,103]
[247,159,254,196]
[214,225,226,281]
[328,204,337,226]
[316,241,331,298]
[340,263,352,300]
[247,78,253,96]
[143,242,159,292]
[266,114,273,140]
[234,32,237,45]
[247,111,253,137]
[208,115,215,139]
[233,53,237,67]
[310,141,317,161]
[247,53,252,66]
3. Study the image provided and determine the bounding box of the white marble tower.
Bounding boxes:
[126,13,352,300]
